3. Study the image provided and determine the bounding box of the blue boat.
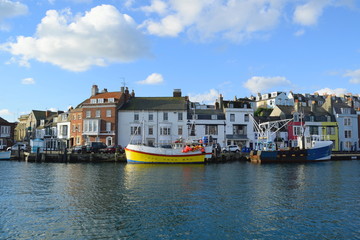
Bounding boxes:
[249,117,333,163]
[0,151,11,160]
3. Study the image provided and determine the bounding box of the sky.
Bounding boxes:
[0,0,360,122]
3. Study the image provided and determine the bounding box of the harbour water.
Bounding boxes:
[0,160,359,239]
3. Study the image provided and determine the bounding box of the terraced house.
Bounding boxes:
[71,85,131,146]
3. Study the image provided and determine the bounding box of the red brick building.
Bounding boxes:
[70,85,131,147]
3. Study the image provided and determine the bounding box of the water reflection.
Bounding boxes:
[0,161,359,239]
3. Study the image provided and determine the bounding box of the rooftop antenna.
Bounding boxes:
[120,77,127,88]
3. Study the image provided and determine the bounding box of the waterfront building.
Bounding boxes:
[0,117,15,150]
[14,114,29,142]
[323,95,358,151]
[118,89,189,147]
[217,95,255,148]
[69,107,83,147]
[255,91,292,109]
[188,101,226,147]
[57,112,71,148]
[72,85,131,147]
[26,110,59,141]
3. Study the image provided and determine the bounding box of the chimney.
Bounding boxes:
[294,99,299,112]
[131,90,135,97]
[101,88,108,93]
[219,94,224,110]
[310,100,316,113]
[45,110,51,118]
[125,87,129,95]
[121,87,125,93]
[91,85,99,96]
[173,89,182,97]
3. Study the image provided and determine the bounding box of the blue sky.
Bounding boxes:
[1,0,360,122]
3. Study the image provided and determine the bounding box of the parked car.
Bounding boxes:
[70,145,86,153]
[222,145,241,153]
[7,142,28,151]
[100,145,124,154]
[86,142,107,153]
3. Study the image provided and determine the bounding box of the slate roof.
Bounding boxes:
[120,97,188,111]
[0,117,9,124]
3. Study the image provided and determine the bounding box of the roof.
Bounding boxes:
[0,117,9,124]
[120,97,188,111]
[32,110,59,120]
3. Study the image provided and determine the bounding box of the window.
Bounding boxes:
[178,126,183,135]
[106,122,111,132]
[345,141,352,149]
[293,113,299,122]
[190,125,195,136]
[40,120,45,126]
[134,113,139,121]
[62,114,67,121]
[131,126,141,135]
[83,119,99,133]
[326,126,335,135]
[211,115,217,120]
[293,126,302,136]
[108,98,115,103]
[149,113,153,121]
[160,127,171,135]
[96,110,101,118]
[205,125,218,135]
[178,112,183,121]
[342,108,350,114]
[309,126,319,135]
[86,111,91,118]
[344,118,351,126]
[149,127,153,135]
[233,125,246,135]
[98,98,104,103]
[90,99,97,104]
[78,114,82,120]
[73,114,76,120]
[230,114,235,122]
[345,130,352,138]
[106,110,111,117]
[244,114,249,122]
[77,124,81,132]
[163,112,168,121]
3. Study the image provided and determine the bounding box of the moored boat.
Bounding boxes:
[250,138,333,163]
[125,142,212,164]
[0,151,11,160]
[249,117,333,163]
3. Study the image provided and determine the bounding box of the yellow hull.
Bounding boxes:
[125,147,205,164]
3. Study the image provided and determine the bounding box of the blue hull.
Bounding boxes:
[250,144,332,163]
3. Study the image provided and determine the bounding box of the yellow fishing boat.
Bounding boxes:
[125,142,212,164]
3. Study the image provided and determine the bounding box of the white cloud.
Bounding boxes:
[0,0,27,21]
[140,0,285,42]
[1,5,150,71]
[189,89,219,104]
[344,69,360,84]
[243,76,291,94]
[140,0,167,15]
[293,0,328,26]
[21,77,35,84]
[315,88,348,96]
[294,29,305,36]
[137,73,164,85]
[0,109,12,116]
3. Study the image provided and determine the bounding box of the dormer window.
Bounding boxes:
[90,99,97,104]
[293,113,299,122]
[40,120,45,126]
[98,98,104,103]
[108,98,115,103]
